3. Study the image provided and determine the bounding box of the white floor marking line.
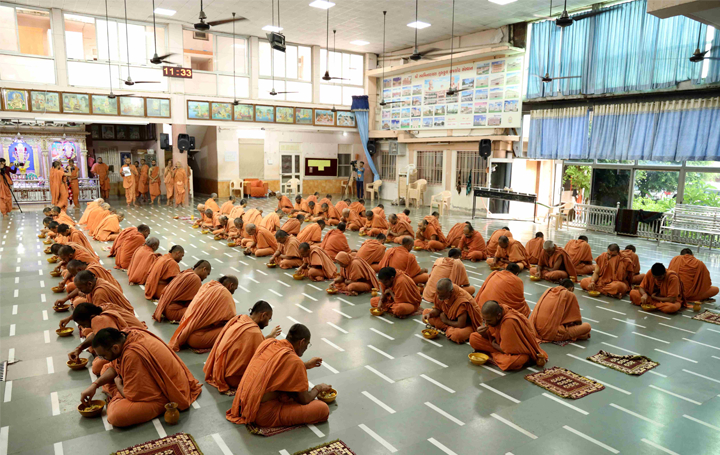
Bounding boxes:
[417,352,448,368]
[480,383,520,403]
[424,402,465,426]
[276,280,290,287]
[53,442,63,455]
[332,308,352,319]
[595,306,626,315]
[682,337,720,351]
[648,370,668,378]
[526,367,539,373]
[327,322,348,334]
[211,433,233,455]
[302,293,318,301]
[648,385,702,405]
[8,325,14,337]
[563,426,619,454]
[267,289,283,297]
[38,270,42,276]
[370,327,395,340]
[569,342,586,349]
[13,289,18,298]
[14,277,18,284]
[611,318,646,328]
[322,361,339,374]
[641,438,679,455]
[47,356,54,374]
[481,364,506,376]
[658,323,695,334]
[255,269,268,276]
[639,310,671,320]
[358,424,398,453]
[427,438,458,455]
[1,426,8,455]
[238,285,251,293]
[592,329,618,338]
[336,297,355,306]
[3,382,11,403]
[210,246,219,251]
[420,374,455,393]
[191,401,200,409]
[248,277,260,284]
[362,391,396,413]
[491,413,537,439]
[230,267,240,272]
[286,316,301,324]
[11,305,17,315]
[367,344,394,359]
[321,337,344,351]
[414,333,443,347]
[682,414,720,431]
[601,342,638,355]
[609,403,664,426]
[295,303,313,313]
[8,349,14,364]
[248,256,256,260]
[567,353,606,368]
[41,295,47,304]
[279,450,291,455]
[152,418,167,438]
[712,355,720,361]
[50,391,60,416]
[654,349,697,363]
[543,393,589,415]
[364,365,395,383]
[633,332,670,344]
[308,283,322,291]
[213,258,223,264]
[707,328,720,334]
[682,368,720,384]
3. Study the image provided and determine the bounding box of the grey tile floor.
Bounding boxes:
[1,196,720,455]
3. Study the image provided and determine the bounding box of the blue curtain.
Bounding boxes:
[589,103,659,160]
[527,107,589,159]
[350,95,380,181]
[527,20,562,99]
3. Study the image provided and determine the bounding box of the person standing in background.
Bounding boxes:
[121,157,138,207]
[149,159,161,205]
[174,163,188,207]
[90,157,110,200]
[355,161,365,199]
[0,158,14,216]
[67,159,80,208]
[138,158,150,203]
[164,160,174,206]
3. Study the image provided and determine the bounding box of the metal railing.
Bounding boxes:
[636,213,671,242]
[566,203,619,234]
[10,178,100,204]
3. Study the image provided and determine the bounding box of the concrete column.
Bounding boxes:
[312,45,321,104]
[250,36,259,99]
[50,8,68,88]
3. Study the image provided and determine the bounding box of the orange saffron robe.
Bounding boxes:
[144,253,180,300]
[424,285,483,343]
[277,195,293,213]
[370,270,422,317]
[92,214,121,241]
[530,286,589,342]
[486,229,513,257]
[668,254,718,302]
[153,270,203,322]
[297,223,322,244]
[564,239,595,275]
[423,257,474,302]
[149,167,161,202]
[356,239,386,271]
[579,252,632,297]
[169,280,236,351]
[127,245,160,285]
[86,277,134,312]
[110,227,146,270]
[204,314,265,392]
[475,270,530,317]
[379,246,425,280]
[525,237,544,265]
[282,218,301,236]
[458,230,487,261]
[320,229,351,260]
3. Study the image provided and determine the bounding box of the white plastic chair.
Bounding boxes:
[406,179,427,207]
[365,180,383,204]
[547,201,575,231]
[230,179,244,199]
[282,177,300,195]
[430,190,452,215]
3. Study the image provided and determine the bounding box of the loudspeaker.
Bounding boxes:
[479,139,492,158]
[177,134,191,152]
[367,140,377,156]
[160,133,170,150]
[189,136,196,150]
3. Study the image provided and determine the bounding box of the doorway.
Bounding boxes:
[281,153,301,193]
[489,162,511,214]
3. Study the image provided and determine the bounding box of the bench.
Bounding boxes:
[661,204,720,250]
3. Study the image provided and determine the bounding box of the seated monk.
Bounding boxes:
[488,236,529,271]
[56,223,92,251]
[127,237,161,285]
[530,279,591,343]
[469,301,548,371]
[445,222,466,248]
[226,324,330,428]
[341,208,363,232]
[271,230,303,269]
[423,279,483,343]
[313,203,341,226]
[398,209,411,225]
[169,276,238,351]
[56,243,100,284]
[153,261,211,322]
[387,213,414,244]
[205,301,281,393]
[357,233,387,273]
[40,216,55,238]
[110,225,150,270]
[243,224,278,257]
[202,209,216,229]
[85,203,110,233]
[276,193,294,214]
[334,252,380,295]
[80,328,202,427]
[51,206,75,227]
[529,240,576,281]
[372,204,386,220]
[298,243,337,282]
[144,245,184,300]
[260,210,283,233]
[629,263,684,314]
[335,198,350,213]
[93,210,124,241]
[228,217,249,244]
[192,204,207,227]
[668,248,718,303]
[458,223,487,262]
[415,219,446,252]
[423,248,476,301]
[320,222,352,259]
[349,199,366,218]
[621,245,645,285]
[53,260,122,307]
[205,193,221,212]
[379,237,429,284]
[297,220,324,245]
[219,195,235,214]
[580,244,632,298]
[243,207,263,226]
[282,213,302,236]
[77,199,103,226]
[525,232,544,265]
[74,270,134,312]
[360,210,388,236]
[475,263,530,317]
[307,201,318,218]
[565,236,595,275]
[293,195,312,218]
[486,227,512,257]
[370,267,422,318]
[229,198,248,220]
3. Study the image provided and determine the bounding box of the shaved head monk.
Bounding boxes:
[192,204,207,227]
[630,263,684,313]
[357,233,387,273]
[56,223,92,251]
[360,210,388,237]
[312,203,340,226]
[80,328,201,427]
[423,248,476,302]
[668,248,718,303]
[74,270,134,312]
[530,279,591,343]
[320,222,352,259]
[298,243,337,281]
[379,236,429,284]
[297,220,324,245]
[282,213,302,236]
[475,263,529,317]
[445,222,466,249]
[342,207,363,232]
[205,193,220,212]
[144,245,184,300]
[486,227,512,257]
[565,236,595,275]
[387,213,415,244]
[414,218,446,252]
[458,223,487,262]
[621,245,645,285]
[220,195,235,214]
[294,196,313,218]
[228,217,248,244]
[487,236,529,271]
[580,244,632,298]
[93,210,124,241]
[211,215,230,239]
[423,278,483,343]
[260,210,283,233]
[529,240,576,281]
[243,223,278,257]
[334,251,380,295]
[271,230,303,269]
[54,260,122,308]
[226,323,331,427]
[335,198,350,213]
[127,237,160,285]
[525,232,544,265]
[205,301,281,393]
[85,203,109,233]
[57,243,99,286]
[110,224,150,270]
[202,209,216,229]
[371,267,423,318]
[469,300,548,371]
[153,260,212,322]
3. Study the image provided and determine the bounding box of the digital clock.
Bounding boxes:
[162,66,193,79]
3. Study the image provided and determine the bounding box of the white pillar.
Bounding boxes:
[312,45,321,104]
[50,8,68,88]
[250,36,259,100]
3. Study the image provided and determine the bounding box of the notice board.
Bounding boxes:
[304,157,337,177]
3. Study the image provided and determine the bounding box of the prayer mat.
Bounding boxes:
[525,367,604,399]
[293,440,356,455]
[692,310,720,326]
[111,432,202,455]
[220,388,236,396]
[552,340,571,347]
[190,347,212,354]
[246,423,304,437]
[586,350,659,375]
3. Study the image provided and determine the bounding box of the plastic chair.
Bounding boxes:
[365,180,383,204]
[282,178,300,195]
[547,201,575,231]
[406,179,427,208]
[230,179,244,199]
[430,190,452,215]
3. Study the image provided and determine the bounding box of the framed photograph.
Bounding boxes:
[119,97,145,116]
[314,109,335,127]
[254,105,275,123]
[62,93,90,114]
[90,124,100,139]
[101,125,115,140]
[211,102,233,120]
[116,125,128,140]
[129,126,141,140]
[234,104,254,122]
[295,108,313,125]
[91,95,119,115]
[30,91,61,112]
[336,111,355,128]
[2,89,29,111]
[275,106,295,124]
[146,98,171,118]
[187,101,210,120]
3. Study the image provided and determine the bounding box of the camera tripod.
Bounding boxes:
[0,167,23,214]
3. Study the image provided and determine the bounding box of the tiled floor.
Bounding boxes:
[1,196,720,455]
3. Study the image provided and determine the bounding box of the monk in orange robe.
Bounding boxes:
[488,236,530,271]
[243,207,263,226]
[80,327,202,427]
[312,203,341,226]
[85,203,109,233]
[398,209,411,224]
[294,196,313,218]
[110,225,150,270]
[668,248,718,302]
[529,241,576,281]
[219,195,235,214]
[211,215,230,239]
[630,263,684,314]
[74,270,134,312]
[620,245,644,285]
[458,223,487,261]
[297,220,324,245]
[379,237,429,284]
[49,161,69,211]
[415,219,446,252]
[360,210,388,236]
[148,160,161,204]
[469,301,548,371]
[525,232,544,265]
[371,267,423,317]
[164,161,174,206]
[120,157,138,207]
[565,236,595,275]
[201,208,216,229]
[298,243,337,281]
[580,244,632,298]
[475,263,530,317]
[387,213,415,244]
[92,210,124,241]
[144,246,184,300]
[282,214,302,236]
[226,324,331,428]
[90,157,110,200]
[530,280,591,343]
[205,301,281,393]
[67,159,80,208]
[228,218,249,245]
[205,193,220,212]
[56,223,93,251]
[78,199,103,226]
[53,206,76,227]
[57,243,99,284]
[357,234,387,272]
[349,199,365,217]
[445,223,465,248]
[260,210,283,233]
[276,193,294,214]
[127,237,160,285]
[138,159,149,202]
[341,208,363,231]
[320,223,352,259]
[244,224,278,257]
[271,230,303,269]
[169,277,237,351]
[334,252,380,295]
[54,260,122,307]
[486,227,512,257]
[153,261,211,322]
[335,199,350,214]
[174,164,188,207]
[423,279,483,343]
[423,248,476,301]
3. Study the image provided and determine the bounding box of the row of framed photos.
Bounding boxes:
[88,123,156,142]
[187,100,357,128]
[0,89,171,118]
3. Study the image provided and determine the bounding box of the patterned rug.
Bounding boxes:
[587,350,659,375]
[525,366,605,399]
[552,340,571,347]
[220,388,237,396]
[692,310,720,325]
[111,433,202,455]
[293,440,356,455]
[246,423,303,437]
[190,347,212,354]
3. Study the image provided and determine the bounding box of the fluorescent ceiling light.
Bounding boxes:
[488,0,518,5]
[407,21,431,29]
[153,8,176,16]
[262,25,283,32]
[309,0,335,9]
[350,40,369,46]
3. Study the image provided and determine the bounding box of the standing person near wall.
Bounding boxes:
[164,160,174,206]
[67,159,80,209]
[90,157,110,200]
[355,161,365,199]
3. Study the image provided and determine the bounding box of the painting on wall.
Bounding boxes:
[234,104,253,122]
[2,89,28,111]
[116,125,128,140]
[129,126,141,140]
[91,95,119,115]
[295,108,313,125]
[101,125,115,139]
[314,109,335,126]
[255,105,275,122]
[119,97,145,116]
[8,140,35,173]
[211,102,233,120]
[146,98,170,117]
[30,91,60,112]
[336,111,356,128]
[276,106,294,124]
[62,93,90,114]
[187,101,210,119]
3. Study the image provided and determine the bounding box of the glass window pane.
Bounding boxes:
[286,81,312,103]
[561,165,591,203]
[259,41,272,76]
[0,6,18,52]
[17,9,52,57]
[183,71,217,96]
[97,19,120,62]
[343,53,363,86]
[590,168,630,208]
[259,79,285,100]
[320,49,327,75]
[183,29,214,71]
[0,54,55,83]
[218,75,249,98]
[285,45,298,79]
[298,46,311,81]
[688,160,720,167]
[330,51,342,79]
[64,15,96,60]
[342,86,363,106]
[320,84,341,105]
[146,25,165,61]
[637,160,681,166]
[273,48,285,78]
[683,172,720,207]
[118,23,146,64]
[67,60,119,89]
[632,170,679,211]
[217,36,247,74]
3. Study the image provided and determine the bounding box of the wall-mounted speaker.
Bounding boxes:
[189,136,196,150]
[177,134,191,152]
[367,139,377,156]
[479,139,492,158]
[160,133,170,150]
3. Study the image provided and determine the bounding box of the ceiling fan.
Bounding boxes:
[230,13,242,105]
[446,0,458,96]
[194,0,247,31]
[101,0,130,98]
[689,25,719,62]
[322,7,348,81]
[119,0,159,86]
[536,0,610,27]
[532,0,580,84]
[378,11,401,107]
[267,2,297,96]
[409,0,438,61]
[149,0,177,64]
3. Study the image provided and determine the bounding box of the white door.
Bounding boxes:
[280,153,302,194]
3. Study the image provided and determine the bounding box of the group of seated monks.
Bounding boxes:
[40,200,125,250]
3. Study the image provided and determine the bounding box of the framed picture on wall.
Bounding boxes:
[101,125,115,140]
[129,126,141,140]
[187,101,210,119]
[295,108,313,125]
[116,125,128,140]
[254,105,275,122]
[275,106,294,124]
[336,111,356,128]
[2,89,29,111]
[313,109,335,126]
[234,104,254,122]
[119,97,145,116]
[211,102,233,120]
[146,98,171,118]
[90,124,100,139]
[62,93,90,114]
[30,91,61,113]
[91,95,119,115]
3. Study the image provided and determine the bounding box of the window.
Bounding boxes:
[457,151,483,187]
[0,6,52,57]
[320,49,363,106]
[417,151,444,185]
[379,153,397,181]
[632,170,679,211]
[259,41,311,102]
[338,152,352,178]
[181,29,249,98]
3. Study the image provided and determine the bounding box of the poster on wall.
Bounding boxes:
[30,91,61,113]
[295,108,313,125]
[187,101,210,119]
[336,111,356,128]
[212,102,233,120]
[8,140,35,173]
[62,93,90,114]
[2,89,29,111]
[91,95,119,115]
[314,109,335,126]
[255,105,275,122]
[276,106,294,124]
[146,98,171,117]
[120,97,145,116]
[234,104,254,122]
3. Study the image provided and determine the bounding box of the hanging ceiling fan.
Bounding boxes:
[536,0,610,27]
[150,0,177,64]
[267,1,297,96]
[194,0,247,31]
[532,0,580,83]
[231,13,242,105]
[378,11,401,107]
[119,0,159,86]
[101,0,130,98]
[409,0,437,61]
[689,25,719,62]
[322,7,348,81]
[445,0,458,96]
